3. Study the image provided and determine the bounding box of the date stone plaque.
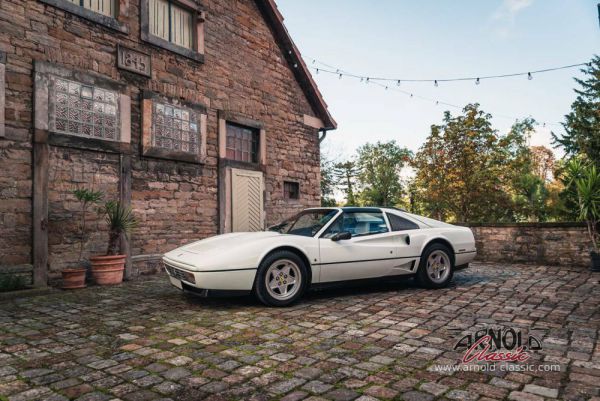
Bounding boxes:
[117,45,151,78]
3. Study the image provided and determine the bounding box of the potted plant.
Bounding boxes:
[62,188,103,289]
[90,200,137,285]
[575,165,600,272]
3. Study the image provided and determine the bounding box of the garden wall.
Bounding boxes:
[460,223,592,268]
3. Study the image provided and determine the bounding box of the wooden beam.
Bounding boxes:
[32,130,49,287]
[119,153,132,280]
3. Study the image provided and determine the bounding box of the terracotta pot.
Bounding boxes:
[61,268,86,289]
[90,254,126,285]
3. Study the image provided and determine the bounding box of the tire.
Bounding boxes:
[254,250,308,307]
[416,243,454,289]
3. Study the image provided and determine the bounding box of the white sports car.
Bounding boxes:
[163,207,477,306]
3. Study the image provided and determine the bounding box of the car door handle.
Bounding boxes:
[405,235,410,245]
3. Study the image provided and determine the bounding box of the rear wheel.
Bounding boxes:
[416,244,454,288]
[254,251,308,306]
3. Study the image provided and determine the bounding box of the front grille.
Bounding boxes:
[164,263,196,284]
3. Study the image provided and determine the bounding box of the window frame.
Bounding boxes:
[283,181,300,201]
[141,0,205,62]
[38,0,128,33]
[225,122,260,164]
[141,90,207,163]
[34,61,131,154]
[386,212,420,231]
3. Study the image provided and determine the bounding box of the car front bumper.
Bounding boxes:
[163,258,256,293]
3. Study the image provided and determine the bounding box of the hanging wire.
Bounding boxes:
[306,57,568,127]
[308,57,588,83]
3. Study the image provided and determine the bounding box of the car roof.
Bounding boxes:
[305,206,407,213]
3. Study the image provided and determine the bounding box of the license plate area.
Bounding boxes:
[169,275,183,289]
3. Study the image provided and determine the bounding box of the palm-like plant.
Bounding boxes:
[102,201,137,255]
[73,188,103,262]
[575,165,600,253]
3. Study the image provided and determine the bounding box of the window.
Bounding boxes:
[322,211,389,238]
[386,213,420,231]
[39,0,128,33]
[274,210,338,237]
[149,0,193,49]
[141,91,207,163]
[34,61,131,153]
[141,0,205,62]
[284,181,299,200]
[67,0,115,17]
[52,77,120,141]
[226,123,259,163]
[152,102,199,153]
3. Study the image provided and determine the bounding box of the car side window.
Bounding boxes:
[386,213,420,231]
[322,211,389,238]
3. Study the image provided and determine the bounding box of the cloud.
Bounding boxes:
[492,0,534,36]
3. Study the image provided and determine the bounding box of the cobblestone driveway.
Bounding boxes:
[1,263,599,401]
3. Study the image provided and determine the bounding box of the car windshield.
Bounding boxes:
[269,209,339,237]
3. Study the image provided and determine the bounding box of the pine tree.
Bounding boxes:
[553,56,600,165]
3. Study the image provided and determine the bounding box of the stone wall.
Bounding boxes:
[0,0,325,282]
[462,223,592,268]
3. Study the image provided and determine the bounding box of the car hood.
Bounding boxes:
[163,231,283,271]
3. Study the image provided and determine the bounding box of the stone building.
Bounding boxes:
[0,0,336,285]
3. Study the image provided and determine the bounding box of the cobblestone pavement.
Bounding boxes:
[1,263,599,401]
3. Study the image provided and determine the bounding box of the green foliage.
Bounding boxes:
[333,161,360,206]
[74,188,103,204]
[73,188,104,263]
[320,152,337,206]
[553,56,600,165]
[574,164,600,252]
[101,201,137,255]
[0,274,27,292]
[412,104,533,222]
[555,156,589,220]
[513,173,549,222]
[355,141,412,207]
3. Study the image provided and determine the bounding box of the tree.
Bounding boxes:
[513,173,549,222]
[555,156,591,220]
[355,141,412,207]
[529,146,555,181]
[333,161,359,206]
[412,104,533,222]
[320,152,337,207]
[553,56,600,165]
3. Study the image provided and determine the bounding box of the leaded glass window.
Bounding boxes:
[226,123,259,163]
[152,102,199,154]
[52,77,119,141]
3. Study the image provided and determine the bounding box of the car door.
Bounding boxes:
[317,210,398,282]
[385,212,423,275]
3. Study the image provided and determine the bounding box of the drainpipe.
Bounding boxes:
[318,129,327,144]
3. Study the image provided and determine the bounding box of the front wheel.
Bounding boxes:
[254,251,308,306]
[416,244,454,289]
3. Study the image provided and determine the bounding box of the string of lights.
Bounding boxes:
[308,58,590,85]
[306,57,580,128]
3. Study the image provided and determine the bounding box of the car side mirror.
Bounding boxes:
[331,231,352,241]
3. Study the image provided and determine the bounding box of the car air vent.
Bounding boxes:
[164,263,195,284]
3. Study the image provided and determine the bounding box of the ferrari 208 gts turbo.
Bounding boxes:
[163,207,477,306]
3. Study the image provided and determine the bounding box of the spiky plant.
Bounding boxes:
[73,188,103,263]
[102,201,137,255]
[575,165,600,253]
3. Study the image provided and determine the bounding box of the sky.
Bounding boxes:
[276,0,599,161]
